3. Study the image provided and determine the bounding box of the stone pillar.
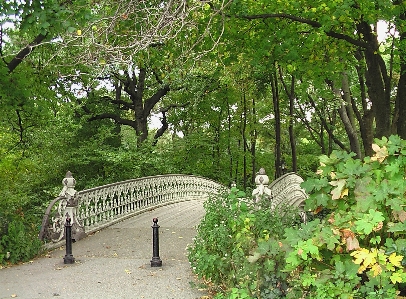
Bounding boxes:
[252,168,273,203]
[59,171,86,241]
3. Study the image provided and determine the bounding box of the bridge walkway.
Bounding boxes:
[0,200,208,299]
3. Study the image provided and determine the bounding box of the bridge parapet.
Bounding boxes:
[252,168,308,220]
[39,172,226,246]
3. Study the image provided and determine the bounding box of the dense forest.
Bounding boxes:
[1,0,406,270]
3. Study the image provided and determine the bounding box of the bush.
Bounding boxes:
[188,186,301,298]
[0,215,43,265]
[190,135,406,299]
[283,135,406,298]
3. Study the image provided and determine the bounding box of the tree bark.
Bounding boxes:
[340,72,362,158]
[271,69,282,178]
[396,11,406,139]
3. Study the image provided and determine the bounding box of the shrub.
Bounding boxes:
[190,135,406,299]
[283,135,406,298]
[0,215,43,265]
[188,186,301,298]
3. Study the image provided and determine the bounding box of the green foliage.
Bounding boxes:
[284,135,406,298]
[190,136,406,298]
[188,186,301,298]
[0,215,43,264]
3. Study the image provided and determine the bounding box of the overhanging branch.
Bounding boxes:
[89,113,136,128]
[236,13,368,49]
[7,33,48,73]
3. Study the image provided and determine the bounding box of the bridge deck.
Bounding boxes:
[0,200,208,299]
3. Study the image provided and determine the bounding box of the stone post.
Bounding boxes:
[252,168,273,203]
[59,171,86,242]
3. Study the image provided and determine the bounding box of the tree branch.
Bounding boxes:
[100,96,134,110]
[236,13,368,49]
[153,102,190,144]
[88,113,136,128]
[7,33,47,73]
[144,85,171,116]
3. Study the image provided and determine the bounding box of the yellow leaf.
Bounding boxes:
[371,264,382,277]
[389,253,403,268]
[390,272,403,284]
[77,29,82,36]
[351,248,377,270]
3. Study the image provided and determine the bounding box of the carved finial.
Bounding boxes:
[60,171,77,197]
[259,168,266,175]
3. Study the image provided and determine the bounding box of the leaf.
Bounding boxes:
[351,248,376,268]
[329,179,347,200]
[388,253,403,268]
[390,272,403,284]
[77,29,82,35]
[393,211,406,222]
[247,251,262,263]
[346,236,360,251]
[371,263,382,276]
[370,144,388,163]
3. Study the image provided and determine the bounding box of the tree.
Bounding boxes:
[224,0,406,155]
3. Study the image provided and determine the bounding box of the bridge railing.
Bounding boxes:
[39,172,227,247]
[252,168,308,221]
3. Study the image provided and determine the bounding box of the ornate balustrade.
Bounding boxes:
[39,172,227,247]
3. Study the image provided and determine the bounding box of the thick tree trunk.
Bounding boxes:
[357,21,391,139]
[396,60,406,139]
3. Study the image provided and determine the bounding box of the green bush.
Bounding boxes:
[0,215,43,265]
[188,187,301,298]
[189,135,406,299]
[283,135,406,298]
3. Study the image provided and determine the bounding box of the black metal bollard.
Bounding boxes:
[150,218,162,267]
[63,214,75,264]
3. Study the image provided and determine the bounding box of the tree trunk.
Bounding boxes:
[242,91,248,189]
[227,97,234,182]
[340,72,362,158]
[271,69,282,178]
[279,68,297,172]
[396,12,406,139]
[357,21,391,139]
[251,97,257,184]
